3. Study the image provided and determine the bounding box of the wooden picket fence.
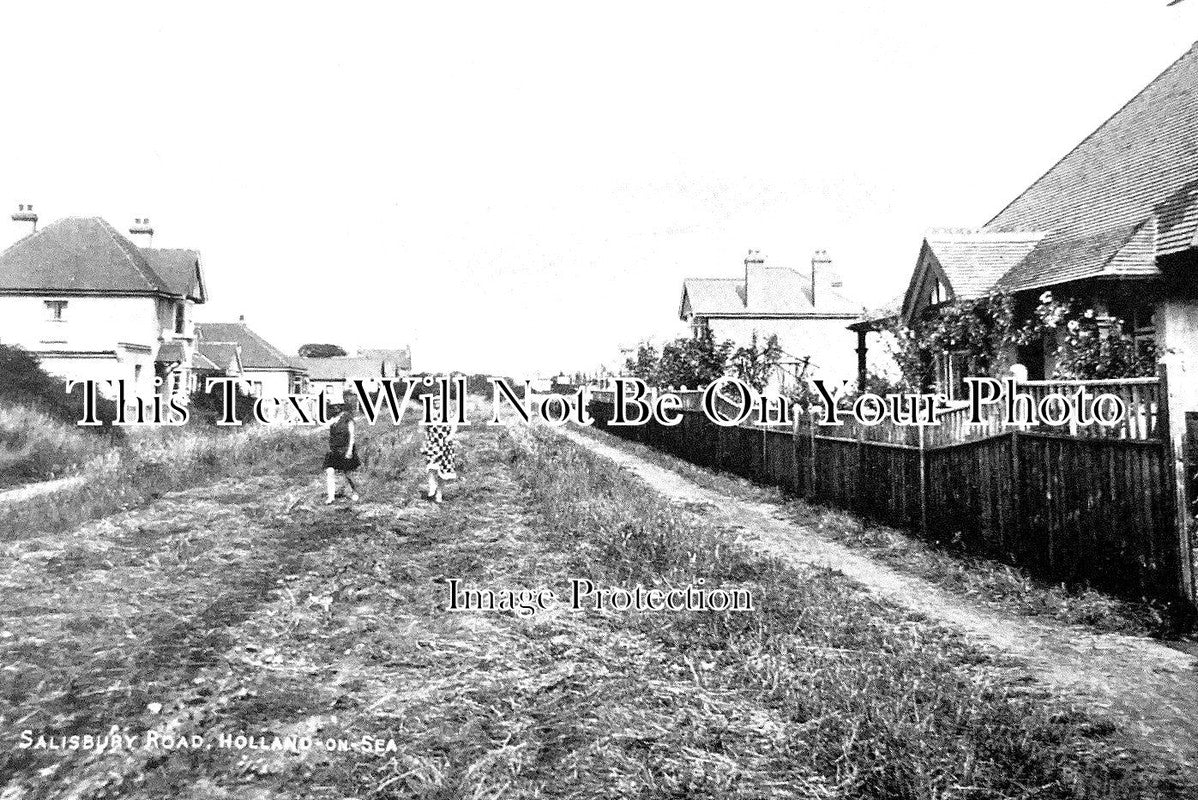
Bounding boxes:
[588,372,1194,605]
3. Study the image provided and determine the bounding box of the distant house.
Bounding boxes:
[853,40,1198,410]
[298,346,411,403]
[194,320,307,398]
[0,212,206,397]
[191,340,243,386]
[679,250,863,388]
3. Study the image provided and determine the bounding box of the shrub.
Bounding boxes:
[0,344,121,431]
[0,404,113,487]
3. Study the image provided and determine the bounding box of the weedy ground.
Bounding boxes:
[0,415,1192,798]
[0,405,111,489]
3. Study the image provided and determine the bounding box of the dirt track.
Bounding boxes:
[561,427,1198,769]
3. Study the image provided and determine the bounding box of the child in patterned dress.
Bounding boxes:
[420,395,458,503]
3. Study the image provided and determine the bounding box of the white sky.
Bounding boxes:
[1,1,1196,376]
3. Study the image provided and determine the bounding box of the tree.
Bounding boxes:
[656,332,734,389]
[298,343,347,358]
[623,342,660,383]
[730,332,782,392]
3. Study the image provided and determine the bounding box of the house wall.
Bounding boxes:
[0,295,161,351]
[0,295,178,399]
[35,349,155,399]
[239,368,297,400]
[702,316,860,388]
[1156,299,1198,415]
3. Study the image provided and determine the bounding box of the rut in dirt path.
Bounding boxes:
[559,427,1198,768]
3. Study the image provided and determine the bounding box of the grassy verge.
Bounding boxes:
[0,404,113,488]
[506,426,1192,798]
[0,424,316,541]
[574,424,1186,640]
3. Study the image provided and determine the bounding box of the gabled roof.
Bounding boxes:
[923,230,1046,300]
[0,216,208,301]
[195,322,304,372]
[680,278,744,317]
[195,341,242,373]
[984,41,1198,290]
[143,249,205,302]
[0,217,172,295]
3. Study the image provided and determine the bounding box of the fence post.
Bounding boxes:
[1010,426,1021,559]
[1158,363,1195,604]
[918,421,929,539]
[856,419,866,515]
[810,416,818,501]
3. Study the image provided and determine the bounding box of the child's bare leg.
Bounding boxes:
[434,474,443,504]
[325,468,336,504]
[345,473,359,500]
[426,470,437,497]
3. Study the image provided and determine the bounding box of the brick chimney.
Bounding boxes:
[744,249,765,307]
[11,204,37,234]
[129,218,154,247]
[810,249,841,306]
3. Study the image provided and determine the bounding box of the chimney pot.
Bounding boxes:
[129,217,155,246]
[11,203,38,232]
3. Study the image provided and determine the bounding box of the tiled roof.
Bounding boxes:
[0,217,208,301]
[196,322,303,372]
[924,231,1046,299]
[356,347,412,370]
[298,355,408,381]
[995,220,1150,291]
[0,217,173,294]
[681,267,861,318]
[143,249,205,301]
[155,342,185,363]
[195,341,241,373]
[681,279,744,316]
[986,41,1198,290]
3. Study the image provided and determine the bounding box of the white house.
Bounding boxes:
[679,250,864,389]
[0,211,206,397]
[194,320,307,399]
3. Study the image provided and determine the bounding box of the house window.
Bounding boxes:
[691,316,710,339]
[930,279,945,306]
[174,303,186,335]
[45,300,68,321]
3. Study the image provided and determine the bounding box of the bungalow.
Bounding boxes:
[0,210,206,397]
[297,347,411,403]
[853,40,1198,418]
[679,250,863,388]
[194,319,307,398]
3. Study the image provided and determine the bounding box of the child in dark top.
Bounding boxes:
[323,403,361,504]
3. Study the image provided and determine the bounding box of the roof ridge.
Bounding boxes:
[986,43,1198,229]
[95,218,173,294]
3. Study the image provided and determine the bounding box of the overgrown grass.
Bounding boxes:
[576,425,1189,640]
[512,426,1193,798]
[0,404,113,488]
[0,424,317,540]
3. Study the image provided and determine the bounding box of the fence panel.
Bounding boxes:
[1015,433,1174,597]
[587,387,1186,604]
